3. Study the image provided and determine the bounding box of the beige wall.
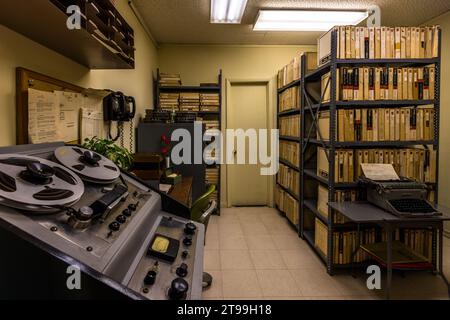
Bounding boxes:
[159,44,316,207]
[0,0,158,149]
[427,11,450,207]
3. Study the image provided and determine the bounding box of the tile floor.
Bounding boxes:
[202,207,450,300]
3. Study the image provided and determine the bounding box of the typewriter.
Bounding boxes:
[360,176,441,218]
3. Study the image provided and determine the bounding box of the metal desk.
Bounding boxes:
[329,202,450,299]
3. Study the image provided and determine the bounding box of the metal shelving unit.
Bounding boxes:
[276,61,302,230]
[300,29,441,275]
[155,69,223,214]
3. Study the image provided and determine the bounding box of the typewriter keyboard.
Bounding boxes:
[389,199,437,214]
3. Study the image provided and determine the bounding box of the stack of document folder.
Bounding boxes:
[159,73,182,87]
[180,93,200,112]
[200,93,220,112]
[159,93,179,111]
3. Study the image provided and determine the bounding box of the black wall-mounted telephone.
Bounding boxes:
[103,91,136,122]
[103,92,136,150]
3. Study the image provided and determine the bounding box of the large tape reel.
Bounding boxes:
[0,154,84,213]
[54,146,121,184]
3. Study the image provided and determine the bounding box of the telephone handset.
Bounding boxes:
[103,92,136,150]
[124,96,136,120]
[103,91,136,122]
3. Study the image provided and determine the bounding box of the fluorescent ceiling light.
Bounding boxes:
[211,0,248,24]
[253,10,369,31]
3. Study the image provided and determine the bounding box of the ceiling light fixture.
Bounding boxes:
[211,0,248,24]
[253,10,369,32]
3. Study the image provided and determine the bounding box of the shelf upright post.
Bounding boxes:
[327,29,339,275]
[300,54,306,238]
[434,29,441,205]
[276,68,280,213]
[217,69,223,215]
[156,68,161,109]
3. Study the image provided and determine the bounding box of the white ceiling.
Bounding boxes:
[133,0,450,45]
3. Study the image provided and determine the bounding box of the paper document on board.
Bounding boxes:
[360,163,400,181]
[55,91,82,142]
[80,108,105,141]
[28,88,59,143]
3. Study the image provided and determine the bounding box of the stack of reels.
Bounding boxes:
[159,73,181,87]
[143,110,171,123]
[179,93,200,112]
[159,93,179,111]
[200,93,220,112]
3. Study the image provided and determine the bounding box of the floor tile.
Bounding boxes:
[205,235,220,250]
[279,249,323,269]
[308,296,347,300]
[219,222,244,237]
[263,296,311,300]
[289,269,343,297]
[222,270,263,298]
[219,235,248,250]
[204,250,221,271]
[249,250,286,269]
[241,221,268,236]
[330,274,375,297]
[245,235,277,250]
[271,234,305,250]
[220,250,254,270]
[256,269,302,297]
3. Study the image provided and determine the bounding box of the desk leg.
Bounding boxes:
[386,224,392,300]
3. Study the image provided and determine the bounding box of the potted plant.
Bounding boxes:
[82,137,134,170]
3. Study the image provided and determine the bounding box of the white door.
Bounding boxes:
[227,82,270,206]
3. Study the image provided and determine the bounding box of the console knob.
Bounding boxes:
[184,222,197,235]
[181,250,189,259]
[128,203,138,211]
[144,271,157,286]
[109,221,120,232]
[168,278,189,300]
[122,208,132,217]
[116,215,127,224]
[183,236,192,246]
[176,263,188,278]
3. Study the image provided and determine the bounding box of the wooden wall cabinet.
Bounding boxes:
[0,0,135,69]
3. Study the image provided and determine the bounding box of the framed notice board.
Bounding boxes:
[16,67,107,145]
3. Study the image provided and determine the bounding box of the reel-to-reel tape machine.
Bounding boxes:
[0,142,205,300]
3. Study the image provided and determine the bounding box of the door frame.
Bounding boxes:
[224,78,276,208]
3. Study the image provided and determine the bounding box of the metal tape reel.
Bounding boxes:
[0,154,84,212]
[54,146,120,184]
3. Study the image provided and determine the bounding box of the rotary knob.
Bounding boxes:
[176,263,188,278]
[128,202,138,211]
[116,215,127,224]
[168,278,189,300]
[183,236,192,246]
[122,208,132,217]
[184,222,197,235]
[109,221,120,232]
[144,271,157,286]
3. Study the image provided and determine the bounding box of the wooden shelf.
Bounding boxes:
[0,0,135,69]
[159,85,221,92]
